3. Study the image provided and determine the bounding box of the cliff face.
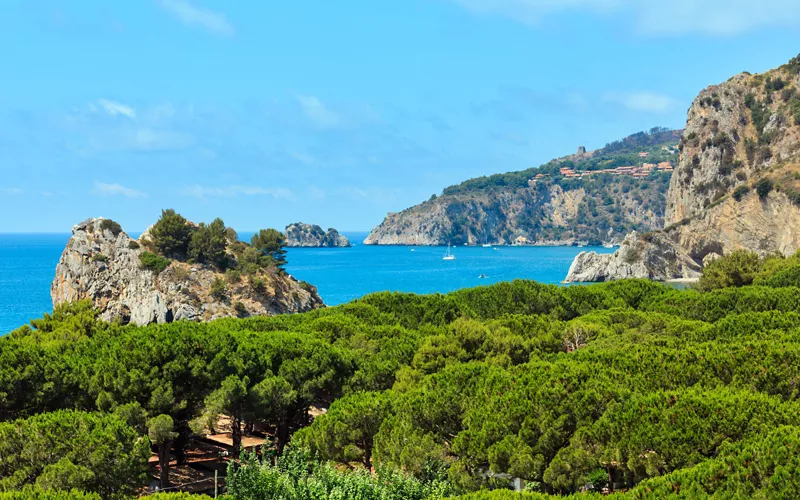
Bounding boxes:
[564,232,701,283]
[285,223,351,248]
[52,218,324,326]
[567,54,800,282]
[365,180,668,247]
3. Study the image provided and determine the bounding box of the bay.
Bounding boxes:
[0,231,615,334]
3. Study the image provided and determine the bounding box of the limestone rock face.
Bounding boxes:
[364,183,664,247]
[52,218,324,325]
[566,55,800,282]
[285,223,351,248]
[564,232,701,283]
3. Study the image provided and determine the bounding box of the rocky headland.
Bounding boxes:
[566,54,800,282]
[365,130,680,246]
[52,217,324,326]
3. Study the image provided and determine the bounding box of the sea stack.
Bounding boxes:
[284,222,351,248]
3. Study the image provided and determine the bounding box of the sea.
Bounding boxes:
[0,232,615,335]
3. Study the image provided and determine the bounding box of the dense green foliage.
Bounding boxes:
[442,128,678,196]
[139,251,171,274]
[149,209,193,257]
[7,251,800,497]
[251,228,288,269]
[0,410,149,498]
[188,218,228,267]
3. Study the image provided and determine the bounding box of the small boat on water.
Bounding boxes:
[410,248,416,252]
[603,243,614,248]
[443,244,456,261]
[478,273,487,279]
[482,244,492,248]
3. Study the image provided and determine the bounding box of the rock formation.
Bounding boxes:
[567,54,800,282]
[564,232,701,283]
[285,223,351,248]
[364,129,679,246]
[52,218,324,326]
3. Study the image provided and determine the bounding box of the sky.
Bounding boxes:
[2,1,800,232]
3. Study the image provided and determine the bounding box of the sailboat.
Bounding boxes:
[443,243,456,261]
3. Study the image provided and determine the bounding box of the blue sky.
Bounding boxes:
[2,1,800,232]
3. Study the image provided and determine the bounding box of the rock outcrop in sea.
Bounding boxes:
[52,218,324,325]
[285,223,351,248]
[567,54,800,282]
[564,232,701,282]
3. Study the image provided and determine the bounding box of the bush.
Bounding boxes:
[127,240,140,250]
[210,277,227,300]
[149,209,192,257]
[251,277,266,294]
[756,178,773,198]
[139,252,171,274]
[696,250,763,292]
[90,253,108,263]
[226,269,242,284]
[99,219,122,236]
[233,301,248,317]
[732,185,750,201]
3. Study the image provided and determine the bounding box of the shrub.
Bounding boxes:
[696,249,763,292]
[226,269,242,284]
[756,178,773,198]
[251,277,266,294]
[99,219,122,236]
[233,301,248,317]
[139,252,171,274]
[149,209,192,257]
[90,253,108,263]
[128,240,140,250]
[210,277,227,300]
[732,185,750,201]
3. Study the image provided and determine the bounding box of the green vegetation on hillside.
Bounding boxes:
[139,209,289,275]
[442,128,678,196]
[5,250,800,498]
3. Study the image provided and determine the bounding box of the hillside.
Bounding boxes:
[365,129,680,246]
[567,53,800,281]
[9,253,800,497]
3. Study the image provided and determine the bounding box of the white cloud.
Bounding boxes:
[447,0,800,36]
[603,91,677,114]
[296,94,342,129]
[0,188,23,195]
[182,184,295,201]
[93,181,147,198]
[97,99,136,119]
[159,0,234,36]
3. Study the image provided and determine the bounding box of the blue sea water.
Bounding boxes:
[0,231,614,335]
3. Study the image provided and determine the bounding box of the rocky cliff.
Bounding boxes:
[285,223,351,248]
[564,232,701,283]
[566,54,800,282]
[366,130,680,246]
[52,218,324,325]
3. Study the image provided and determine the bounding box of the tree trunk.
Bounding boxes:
[158,441,171,489]
[276,417,290,455]
[362,442,372,470]
[232,415,242,459]
[173,424,190,465]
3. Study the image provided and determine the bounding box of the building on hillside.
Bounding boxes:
[657,162,672,170]
[638,152,650,158]
[642,163,656,170]
[615,166,635,175]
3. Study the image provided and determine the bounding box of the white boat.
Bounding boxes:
[443,244,456,261]
[603,243,614,248]
[482,244,492,248]
[410,248,416,252]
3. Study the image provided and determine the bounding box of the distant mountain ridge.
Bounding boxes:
[365,128,681,246]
